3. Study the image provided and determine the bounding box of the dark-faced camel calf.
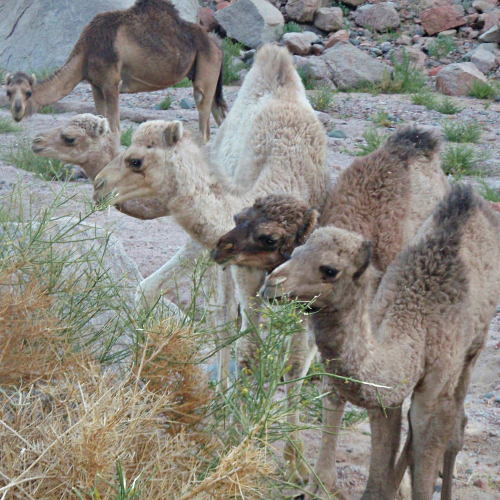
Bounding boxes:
[261,184,500,500]
[5,0,227,142]
[212,127,449,498]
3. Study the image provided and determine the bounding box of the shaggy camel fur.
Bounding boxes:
[212,128,449,497]
[261,184,500,500]
[31,113,170,220]
[93,44,331,482]
[5,0,226,141]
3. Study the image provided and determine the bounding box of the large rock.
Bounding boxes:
[436,62,487,95]
[420,5,466,35]
[481,9,500,32]
[472,0,498,12]
[0,0,199,71]
[471,49,496,73]
[324,29,349,48]
[302,56,336,87]
[393,46,428,72]
[322,42,393,89]
[283,31,319,55]
[341,0,364,6]
[419,0,452,9]
[314,7,343,32]
[479,25,500,42]
[355,3,400,32]
[286,0,321,22]
[215,0,284,48]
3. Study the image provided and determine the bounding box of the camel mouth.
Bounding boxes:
[31,145,45,154]
[13,115,23,122]
[210,249,234,265]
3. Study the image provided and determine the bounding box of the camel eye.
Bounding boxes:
[259,235,278,247]
[320,266,339,279]
[26,91,32,98]
[63,136,75,145]
[129,159,143,170]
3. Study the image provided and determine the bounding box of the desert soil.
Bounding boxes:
[0,83,499,499]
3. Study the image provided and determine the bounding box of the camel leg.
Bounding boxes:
[283,327,318,485]
[230,265,266,371]
[408,392,457,500]
[441,350,481,500]
[305,378,349,500]
[101,84,121,138]
[361,406,403,500]
[193,49,222,143]
[91,85,106,116]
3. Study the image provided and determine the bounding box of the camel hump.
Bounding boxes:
[385,126,440,161]
[253,44,298,93]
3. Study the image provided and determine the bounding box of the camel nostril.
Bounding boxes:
[94,179,105,192]
[33,137,42,143]
[222,242,234,250]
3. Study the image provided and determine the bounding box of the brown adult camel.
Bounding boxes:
[5,0,227,142]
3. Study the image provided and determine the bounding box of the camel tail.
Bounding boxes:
[385,126,440,161]
[253,44,298,93]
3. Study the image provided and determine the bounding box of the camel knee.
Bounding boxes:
[193,87,204,107]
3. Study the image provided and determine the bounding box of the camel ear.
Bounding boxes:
[296,208,318,244]
[93,117,110,137]
[162,121,183,147]
[4,73,12,85]
[29,74,37,86]
[353,240,372,280]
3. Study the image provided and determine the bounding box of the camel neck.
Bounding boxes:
[311,275,424,408]
[80,136,119,182]
[167,145,254,248]
[32,54,84,110]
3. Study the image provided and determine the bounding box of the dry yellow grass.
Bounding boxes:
[0,268,274,500]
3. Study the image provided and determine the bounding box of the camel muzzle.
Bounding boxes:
[210,241,235,265]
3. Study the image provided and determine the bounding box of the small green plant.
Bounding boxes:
[159,92,172,110]
[308,85,335,111]
[0,116,21,133]
[433,97,463,115]
[173,77,192,88]
[39,104,57,114]
[370,110,392,127]
[222,38,245,85]
[411,90,437,108]
[343,407,368,426]
[283,21,304,33]
[331,0,350,17]
[476,180,500,202]
[2,140,66,180]
[428,36,456,59]
[121,125,134,147]
[379,49,427,94]
[296,66,316,91]
[355,127,389,156]
[441,144,490,177]
[468,79,499,100]
[441,120,482,143]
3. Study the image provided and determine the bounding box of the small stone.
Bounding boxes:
[473,478,489,490]
[429,65,444,76]
[325,29,349,48]
[469,30,480,39]
[311,44,325,55]
[467,468,474,474]
[314,6,343,32]
[328,129,347,138]
[472,0,498,12]
[396,34,413,45]
[484,392,494,398]
[471,49,496,73]
[241,49,256,61]
[286,0,321,23]
[479,25,500,43]
[283,31,319,56]
[438,29,457,37]
[350,39,360,46]
[381,41,392,52]
[434,484,442,492]
[181,98,195,109]
[355,3,401,32]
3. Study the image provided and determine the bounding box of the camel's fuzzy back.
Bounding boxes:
[212,44,313,185]
[320,127,448,272]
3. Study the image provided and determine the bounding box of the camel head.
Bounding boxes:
[93,120,187,207]
[31,114,116,181]
[260,226,373,310]
[211,194,318,271]
[5,71,36,121]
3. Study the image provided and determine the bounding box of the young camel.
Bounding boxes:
[5,0,226,142]
[212,127,449,496]
[261,184,500,500]
[92,44,331,481]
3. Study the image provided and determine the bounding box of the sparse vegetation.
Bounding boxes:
[476,180,500,203]
[441,144,490,177]
[308,84,335,111]
[411,91,463,115]
[355,127,389,156]
[370,110,392,127]
[28,66,55,80]
[428,36,456,59]
[468,79,499,100]
[283,21,304,33]
[297,65,316,90]
[0,116,21,134]
[173,77,192,88]
[39,104,57,114]
[222,38,245,85]
[442,120,482,143]
[2,140,66,180]
[121,125,134,147]
[159,92,172,110]
[377,49,427,94]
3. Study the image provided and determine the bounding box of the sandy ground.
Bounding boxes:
[0,83,499,498]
